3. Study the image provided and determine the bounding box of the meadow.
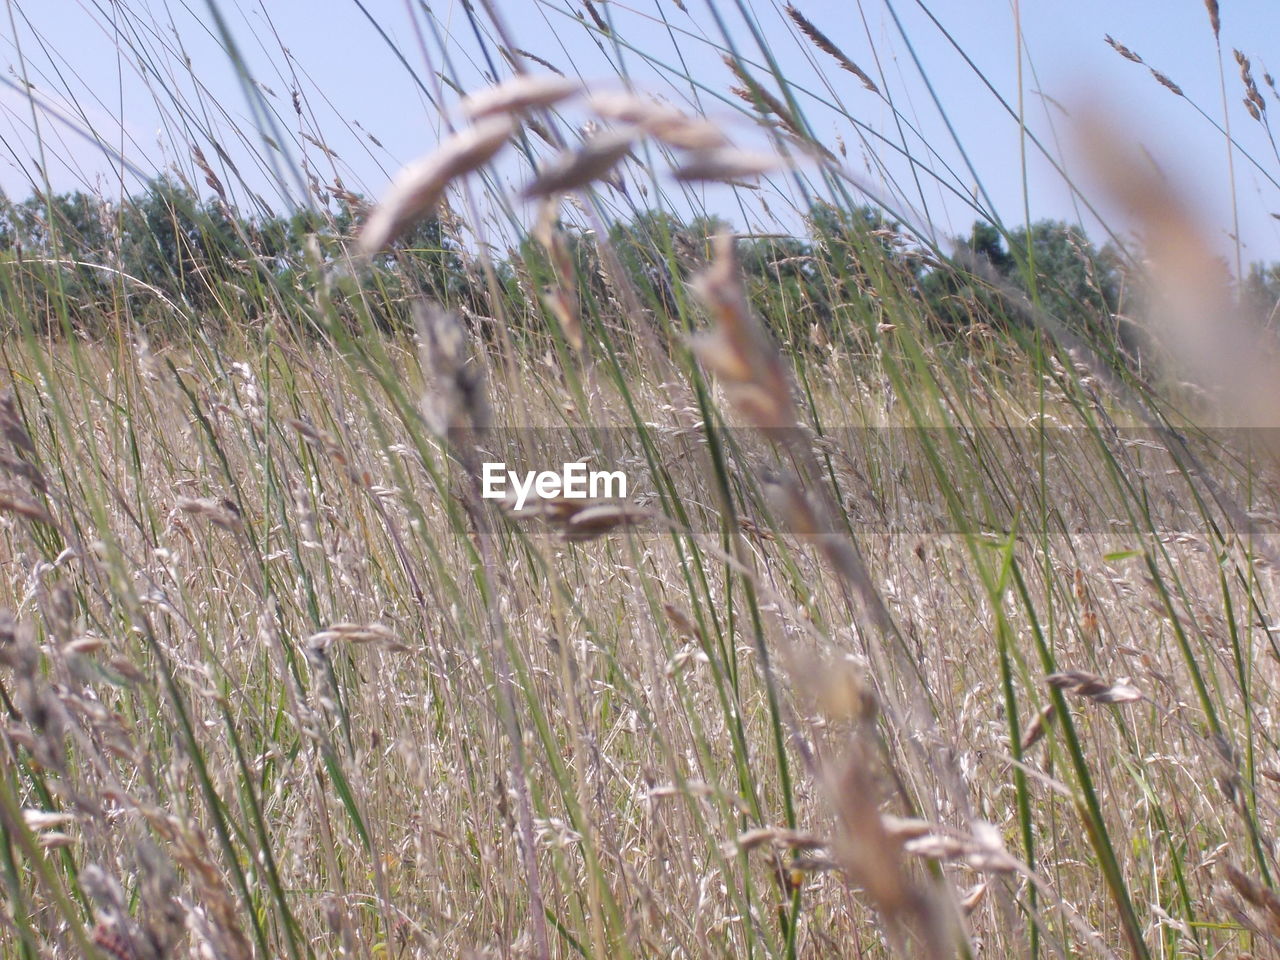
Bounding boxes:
[2,2,1280,958]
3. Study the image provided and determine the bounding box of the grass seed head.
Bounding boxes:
[1020,702,1057,749]
[507,47,567,77]
[724,57,797,133]
[1082,110,1280,428]
[562,503,647,540]
[1105,34,1144,64]
[672,148,781,183]
[1150,68,1185,96]
[522,127,638,198]
[358,116,515,254]
[784,4,880,94]
[691,233,795,429]
[1046,669,1142,704]
[460,74,580,120]
[0,390,36,457]
[589,92,730,149]
[1205,0,1222,40]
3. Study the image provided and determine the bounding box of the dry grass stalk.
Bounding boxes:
[357,116,515,254]
[690,233,795,430]
[692,246,898,651]
[661,603,701,640]
[557,503,647,540]
[299,131,338,160]
[879,815,933,842]
[175,496,242,532]
[0,389,36,458]
[524,115,559,148]
[460,74,580,120]
[328,178,366,213]
[761,474,819,534]
[0,492,53,524]
[539,285,582,349]
[0,452,46,493]
[735,826,826,852]
[309,622,403,649]
[723,56,803,138]
[190,144,227,202]
[902,821,1018,873]
[532,205,583,349]
[800,653,877,722]
[784,5,880,94]
[1081,111,1280,427]
[522,127,638,198]
[23,809,76,831]
[826,738,952,959]
[81,864,170,960]
[959,882,988,916]
[286,417,343,460]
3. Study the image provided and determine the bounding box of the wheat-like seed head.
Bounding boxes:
[357,116,515,255]
[784,4,880,95]
[1205,0,1222,41]
[460,74,580,120]
[1104,34,1144,64]
[671,148,781,184]
[588,92,730,150]
[521,127,638,198]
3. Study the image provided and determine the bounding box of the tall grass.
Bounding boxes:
[0,2,1279,958]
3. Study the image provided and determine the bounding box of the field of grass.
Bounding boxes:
[3,2,1280,958]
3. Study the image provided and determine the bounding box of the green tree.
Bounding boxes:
[607,209,728,318]
[118,176,251,314]
[919,219,1122,340]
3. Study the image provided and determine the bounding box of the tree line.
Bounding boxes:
[1,177,1276,354]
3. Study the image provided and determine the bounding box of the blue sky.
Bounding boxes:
[3,1,1280,263]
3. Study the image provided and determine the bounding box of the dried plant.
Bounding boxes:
[589,92,730,150]
[357,116,515,254]
[4,4,1280,960]
[1205,0,1222,41]
[460,74,580,120]
[784,5,880,95]
[672,148,782,183]
[1046,670,1142,705]
[521,127,638,198]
